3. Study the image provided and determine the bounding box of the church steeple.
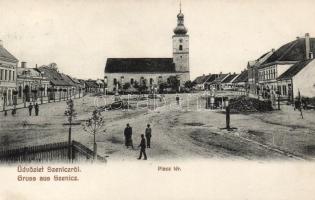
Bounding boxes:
[173,1,188,35]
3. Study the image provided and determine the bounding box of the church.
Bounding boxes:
[104,6,190,92]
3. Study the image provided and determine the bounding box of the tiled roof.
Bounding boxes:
[0,45,18,63]
[221,73,238,83]
[105,58,176,73]
[277,59,313,80]
[262,38,315,65]
[85,80,99,88]
[60,73,77,86]
[193,74,212,84]
[233,70,248,83]
[17,68,42,77]
[36,66,72,87]
[211,74,229,84]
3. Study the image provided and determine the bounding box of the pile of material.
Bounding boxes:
[229,96,273,113]
[99,100,130,111]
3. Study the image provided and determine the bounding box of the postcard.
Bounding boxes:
[0,0,315,199]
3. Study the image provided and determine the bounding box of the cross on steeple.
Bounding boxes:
[180,0,182,13]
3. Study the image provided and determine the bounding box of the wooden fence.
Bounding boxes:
[0,140,106,163]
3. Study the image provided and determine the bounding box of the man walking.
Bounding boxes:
[137,134,147,160]
[124,123,134,149]
[35,103,39,116]
[145,124,152,148]
[28,103,33,116]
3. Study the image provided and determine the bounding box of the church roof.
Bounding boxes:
[105,58,176,73]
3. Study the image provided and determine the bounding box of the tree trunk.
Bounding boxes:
[93,133,97,160]
[68,125,72,162]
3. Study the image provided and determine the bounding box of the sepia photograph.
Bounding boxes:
[0,0,315,199]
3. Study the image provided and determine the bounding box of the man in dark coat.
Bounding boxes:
[28,103,33,116]
[137,134,147,160]
[176,95,180,105]
[35,103,39,116]
[124,123,134,149]
[145,124,152,148]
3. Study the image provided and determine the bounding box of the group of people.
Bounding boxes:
[28,103,40,116]
[3,102,40,117]
[124,123,152,160]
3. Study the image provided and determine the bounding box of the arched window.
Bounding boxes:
[130,78,134,85]
[150,78,153,85]
[179,45,183,51]
[113,78,117,85]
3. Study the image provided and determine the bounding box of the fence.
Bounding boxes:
[0,140,106,163]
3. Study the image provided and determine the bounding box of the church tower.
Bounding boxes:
[172,3,189,75]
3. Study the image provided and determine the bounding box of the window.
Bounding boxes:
[282,85,287,96]
[9,70,11,81]
[277,86,282,95]
[5,70,7,80]
[130,78,134,85]
[0,69,3,80]
[113,78,117,85]
[13,71,15,81]
[150,78,153,85]
[179,45,183,51]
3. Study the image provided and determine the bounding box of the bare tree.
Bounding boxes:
[83,109,105,160]
[64,99,77,161]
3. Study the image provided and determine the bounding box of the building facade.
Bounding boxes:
[17,62,50,104]
[257,33,315,100]
[104,7,190,92]
[0,40,18,108]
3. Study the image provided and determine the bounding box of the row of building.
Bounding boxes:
[0,41,104,108]
[194,33,315,101]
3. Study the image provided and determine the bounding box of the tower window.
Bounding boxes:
[179,45,183,50]
[130,78,134,84]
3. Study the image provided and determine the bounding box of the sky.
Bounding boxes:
[0,0,315,80]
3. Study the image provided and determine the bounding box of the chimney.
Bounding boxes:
[0,40,3,47]
[296,36,300,40]
[21,61,27,68]
[36,64,38,68]
[271,48,275,52]
[203,74,205,77]
[305,33,310,60]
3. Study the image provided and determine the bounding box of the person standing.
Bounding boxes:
[176,95,180,105]
[35,103,39,116]
[124,123,134,149]
[137,134,147,160]
[28,103,33,116]
[145,124,152,148]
